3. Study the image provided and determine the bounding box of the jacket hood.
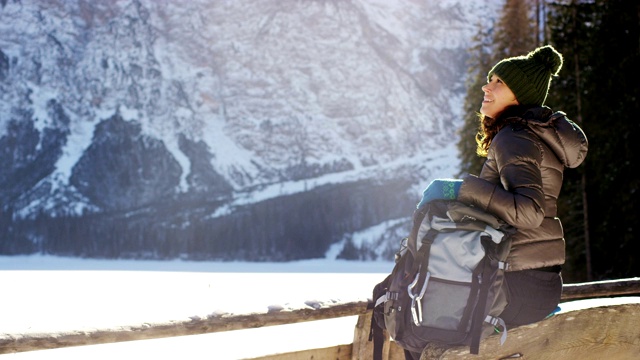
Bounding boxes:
[520,107,588,168]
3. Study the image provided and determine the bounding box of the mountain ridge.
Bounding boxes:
[0,0,501,261]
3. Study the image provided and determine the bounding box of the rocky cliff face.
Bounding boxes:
[0,0,500,261]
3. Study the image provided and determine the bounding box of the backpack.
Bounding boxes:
[369,199,514,358]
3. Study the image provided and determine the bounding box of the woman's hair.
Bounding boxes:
[475,105,529,157]
[475,113,499,157]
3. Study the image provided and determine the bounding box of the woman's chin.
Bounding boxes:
[480,105,494,118]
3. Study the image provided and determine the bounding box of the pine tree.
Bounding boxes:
[545,0,596,282]
[462,0,640,281]
[456,23,494,177]
[494,0,539,59]
[548,0,640,281]
[457,0,538,176]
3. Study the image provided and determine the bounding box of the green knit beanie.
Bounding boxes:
[487,45,564,106]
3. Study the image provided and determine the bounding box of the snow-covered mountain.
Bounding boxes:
[0,0,501,261]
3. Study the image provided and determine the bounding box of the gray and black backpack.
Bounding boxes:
[369,199,514,358]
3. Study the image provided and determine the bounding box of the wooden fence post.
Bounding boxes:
[352,312,406,360]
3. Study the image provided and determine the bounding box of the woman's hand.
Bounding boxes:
[417,179,463,209]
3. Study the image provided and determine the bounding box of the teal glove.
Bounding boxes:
[416,179,463,209]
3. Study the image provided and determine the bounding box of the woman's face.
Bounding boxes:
[481,75,519,118]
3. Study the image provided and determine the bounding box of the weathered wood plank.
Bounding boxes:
[0,301,369,354]
[350,313,405,360]
[247,344,353,360]
[561,277,640,300]
[351,314,382,360]
[421,303,640,360]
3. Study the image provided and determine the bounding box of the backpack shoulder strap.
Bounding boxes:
[407,206,428,256]
[406,205,437,276]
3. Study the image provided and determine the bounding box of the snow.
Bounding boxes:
[1,256,638,360]
[210,142,459,219]
[0,255,395,360]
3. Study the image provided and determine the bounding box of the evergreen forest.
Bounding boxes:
[457,0,639,282]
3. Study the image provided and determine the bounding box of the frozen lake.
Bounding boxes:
[0,256,395,359]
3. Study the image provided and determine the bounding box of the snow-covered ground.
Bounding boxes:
[0,255,396,359]
[1,256,638,360]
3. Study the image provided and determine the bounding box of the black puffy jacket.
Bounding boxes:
[458,106,588,271]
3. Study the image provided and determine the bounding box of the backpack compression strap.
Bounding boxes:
[469,259,492,354]
[368,278,390,360]
[369,314,386,360]
[468,258,508,354]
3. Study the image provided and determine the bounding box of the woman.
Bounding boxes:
[413,45,588,359]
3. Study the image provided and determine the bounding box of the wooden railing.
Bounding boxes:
[1,277,640,359]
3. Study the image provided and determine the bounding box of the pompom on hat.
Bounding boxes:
[487,45,563,106]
